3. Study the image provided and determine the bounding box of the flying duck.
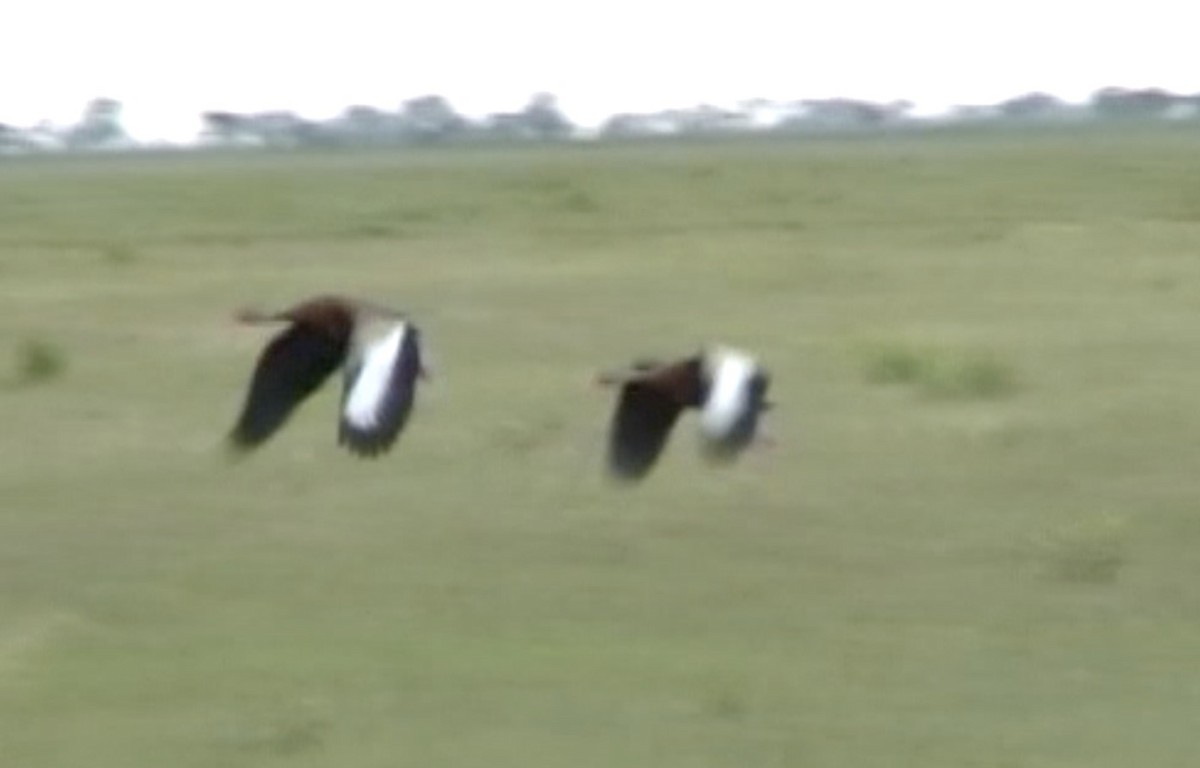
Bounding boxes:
[595,345,772,481]
[227,295,429,457]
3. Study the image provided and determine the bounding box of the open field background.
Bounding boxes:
[2,129,1200,766]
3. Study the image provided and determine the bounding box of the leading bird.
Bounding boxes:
[227,295,429,457]
[595,345,773,481]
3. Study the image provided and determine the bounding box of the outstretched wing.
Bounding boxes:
[228,324,346,451]
[338,321,423,457]
[606,381,686,481]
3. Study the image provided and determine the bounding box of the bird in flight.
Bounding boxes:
[227,295,429,457]
[595,345,773,481]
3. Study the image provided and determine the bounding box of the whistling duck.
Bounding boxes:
[227,295,429,457]
[595,345,772,481]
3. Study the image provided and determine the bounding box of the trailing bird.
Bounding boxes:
[227,295,429,457]
[595,345,772,481]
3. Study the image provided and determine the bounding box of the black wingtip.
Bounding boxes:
[605,450,660,484]
[226,428,258,448]
[222,433,256,464]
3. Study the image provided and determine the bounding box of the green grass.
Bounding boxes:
[3,128,1200,767]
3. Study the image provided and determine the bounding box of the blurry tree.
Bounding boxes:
[1090,87,1178,119]
[345,105,391,136]
[250,111,324,147]
[815,98,892,127]
[478,94,572,141]
[948,104,1002,123]
[67,98,128,149]
[0,123,22,153]
[27,121,65,151]
[1175,93,1200,119]
[520,92,573,140]
[885,100,916,122]
[399,95,467,143]
[201,112,254,145]
[201,110,329,147]
[999,92,1066,120]
[670,104,751,135]
[600,113,663,139]
[337,105,397,145]
[481,112,529,140]
[777,98,907,132]
[772,98,906,133]
[284,116,332,147]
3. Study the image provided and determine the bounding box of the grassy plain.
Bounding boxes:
[2,128,1200,766]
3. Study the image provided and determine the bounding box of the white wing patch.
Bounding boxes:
[343,324,407,430]
[699,347,757,440]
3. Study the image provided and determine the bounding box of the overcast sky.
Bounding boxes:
[3,0,1196,141]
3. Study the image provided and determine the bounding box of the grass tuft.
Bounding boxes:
[557,187,600,213]
[704,689,747,721]
[862,341,929,385]
[862,340,1018,401]
[918,354,1018,401]
[101,243,139,265]
[1035,512,1128,585]
[12,338,66,388]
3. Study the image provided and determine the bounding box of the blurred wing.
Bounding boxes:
[229,324,345,451]
[606,382,685,481]
[339,322,423,457]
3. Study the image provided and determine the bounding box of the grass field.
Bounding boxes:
[3,128,1200,767]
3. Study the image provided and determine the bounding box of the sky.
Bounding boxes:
[2,0,1197,142]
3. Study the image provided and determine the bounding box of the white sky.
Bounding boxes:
[3,0,1197,142]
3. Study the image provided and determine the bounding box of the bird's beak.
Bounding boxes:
[594,371,623,389]
[233,307,273,324]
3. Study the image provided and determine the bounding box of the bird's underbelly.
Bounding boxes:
[699,385,750,440]
[343,328,405,428]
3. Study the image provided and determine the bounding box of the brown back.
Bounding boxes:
[281,295,359,342]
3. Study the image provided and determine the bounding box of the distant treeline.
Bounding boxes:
[2,87,1199,153]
